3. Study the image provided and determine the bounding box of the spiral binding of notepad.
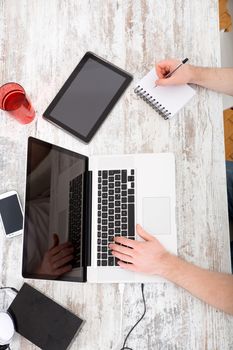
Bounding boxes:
[134,85,172,120]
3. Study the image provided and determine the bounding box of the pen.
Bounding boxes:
[155,58,189,87]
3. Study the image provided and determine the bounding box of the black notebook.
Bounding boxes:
[134,68,195,119]
[8,284,83,350]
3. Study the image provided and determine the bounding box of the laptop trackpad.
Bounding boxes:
[142,197,171,235]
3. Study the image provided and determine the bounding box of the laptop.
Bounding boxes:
[22,137,177,283]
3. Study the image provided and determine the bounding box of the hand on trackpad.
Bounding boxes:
[142,197,171,235]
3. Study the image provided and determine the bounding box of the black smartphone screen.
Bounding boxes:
[0,194,23,235]
[8,283,83,350]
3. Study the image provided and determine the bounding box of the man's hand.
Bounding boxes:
[155,59,194,86]
[36,233,74,277]
[109,224,170,276]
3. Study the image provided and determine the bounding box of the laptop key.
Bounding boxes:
[122,170,127,183]
[115,207,120,213]
[102,233,107,238]
[102,239,107,245]
[128,196,134,203]
[128,176,134,181]
[102,260,107,266]
[97,260,101,266]
[103,171,108,179]
[108,257,114,266]
[122,184,127,190]
[128,203,135,237]
[128,189,134,195]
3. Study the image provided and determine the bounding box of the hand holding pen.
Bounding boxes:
[155,58,192,87]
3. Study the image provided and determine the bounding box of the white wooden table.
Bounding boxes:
[1,1,233,349]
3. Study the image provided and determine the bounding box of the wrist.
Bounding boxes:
[189,65,204,85]
[157,252,182,281]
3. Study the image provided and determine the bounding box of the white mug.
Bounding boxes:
[0,312,15,349]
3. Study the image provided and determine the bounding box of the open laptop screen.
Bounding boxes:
[22,137,89,282]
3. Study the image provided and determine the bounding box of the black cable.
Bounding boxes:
[120,283,146,350]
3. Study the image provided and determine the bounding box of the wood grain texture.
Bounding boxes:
[0,0,233,349]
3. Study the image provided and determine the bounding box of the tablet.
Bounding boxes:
[43,52,133,143]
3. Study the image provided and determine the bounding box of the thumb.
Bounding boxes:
[52,233,59,248]
[136,224,154,241]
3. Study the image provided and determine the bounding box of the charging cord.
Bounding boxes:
[0,286,18,295]
[120,283,146,350]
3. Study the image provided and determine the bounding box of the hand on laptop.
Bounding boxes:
[109,224,170,275]
[36,234,74,277]
[155,59,194,86]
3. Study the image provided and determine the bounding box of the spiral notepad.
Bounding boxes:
[134,69,196,119]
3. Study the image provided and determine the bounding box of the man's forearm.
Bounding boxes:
[190,66,233,96]
[161,253,233,315]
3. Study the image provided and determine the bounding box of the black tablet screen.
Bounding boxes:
[48,56,127,139]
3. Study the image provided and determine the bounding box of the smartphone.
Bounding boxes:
[0,190,23,238]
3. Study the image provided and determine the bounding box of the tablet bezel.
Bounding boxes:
[43,52,133,143]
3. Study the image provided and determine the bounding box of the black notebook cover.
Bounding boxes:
[8,283,83,350]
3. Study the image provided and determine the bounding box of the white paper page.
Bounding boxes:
[135,69,196,117]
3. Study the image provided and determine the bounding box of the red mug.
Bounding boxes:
[0,82,35,124]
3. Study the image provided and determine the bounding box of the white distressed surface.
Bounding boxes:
[0,0,233,349]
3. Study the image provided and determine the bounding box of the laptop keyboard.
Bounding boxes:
[97,169,135,267]
[68,174,83,268]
